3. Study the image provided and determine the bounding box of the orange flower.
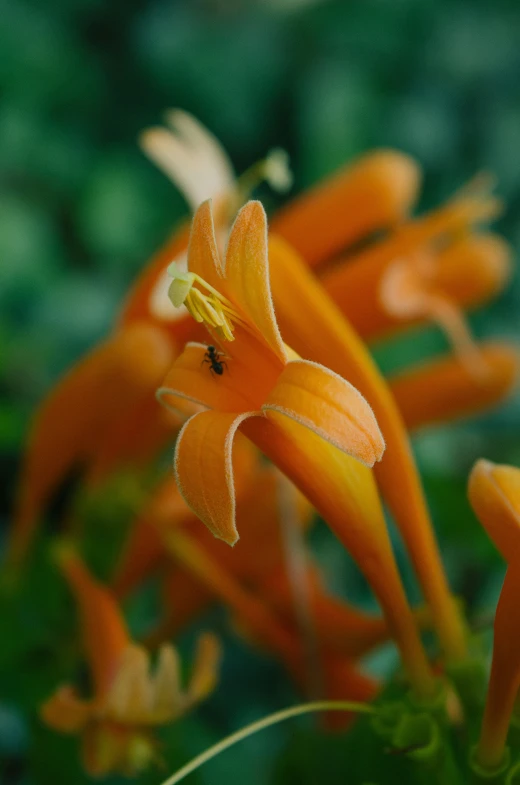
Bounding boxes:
[158,198,436,700]
[319,193,505,345]
[267,235,467,663]
[468,460,520,772]
[41,547,220,777]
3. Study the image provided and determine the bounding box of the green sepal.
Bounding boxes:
[469,744,511,782]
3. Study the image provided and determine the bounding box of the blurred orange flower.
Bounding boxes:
[41,548,220,777]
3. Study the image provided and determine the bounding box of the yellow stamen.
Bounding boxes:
[167,262,248,342]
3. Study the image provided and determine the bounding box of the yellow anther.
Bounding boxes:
[167,261,244,342]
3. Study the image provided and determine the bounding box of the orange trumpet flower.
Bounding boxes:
[41,547,220,777]
[267,234,467,663]
[159,198,436,700]
[468,460,520,773]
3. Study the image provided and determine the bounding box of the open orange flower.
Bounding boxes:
[158,198,437,700]
[141,112,517,440]
[41,547,220,777]
[468,460,520,773]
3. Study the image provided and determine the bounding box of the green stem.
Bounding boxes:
[159,701,375,785]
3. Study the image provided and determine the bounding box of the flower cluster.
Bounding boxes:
[8,111,520,779]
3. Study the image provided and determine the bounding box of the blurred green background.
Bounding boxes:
[1,0,519,783]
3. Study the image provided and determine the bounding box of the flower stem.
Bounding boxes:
[159,701,375,785]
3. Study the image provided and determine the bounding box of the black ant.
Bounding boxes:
[202,345,228,377]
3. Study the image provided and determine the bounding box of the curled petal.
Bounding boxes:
[468,459,520,564]
[262,360,385,468]
[174,410,258,544]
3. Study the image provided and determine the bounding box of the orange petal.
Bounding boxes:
[158,340,279,415]
[40,686,92,733]
[433,233,511,306]
[56,547,130,698]
[390,343,519,432]
[174,410,258,545]
[244,414,437,699]
[272,150,420,267]
[9,324,175,566]
[224,201,286,361]
[187,200,225,291]
[268,234,467,662]
[263,359,384,468]
[468,459,520,564]
[84,399,179,489]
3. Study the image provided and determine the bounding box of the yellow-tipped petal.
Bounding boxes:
[390,343,519,432]
[225,201,286,361]
[468,459,520,564]
[272,150,420,267]
[263,359,385,468]
[174,411,257,545]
